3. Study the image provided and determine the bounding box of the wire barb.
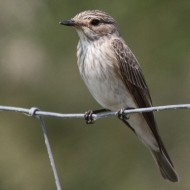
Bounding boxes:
[28,107,40,117]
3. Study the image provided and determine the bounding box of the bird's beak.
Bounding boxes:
[59,19,75,26]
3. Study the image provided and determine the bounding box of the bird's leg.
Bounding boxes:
[117,107,135,120]
[84,109,109,124]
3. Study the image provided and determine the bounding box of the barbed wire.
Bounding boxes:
[1,104,190,190]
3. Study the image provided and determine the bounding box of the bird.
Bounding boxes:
[59,10,178,182]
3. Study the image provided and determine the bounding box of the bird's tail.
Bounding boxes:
[151,148,179,182]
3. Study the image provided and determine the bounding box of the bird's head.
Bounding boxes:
[59,10,120,41]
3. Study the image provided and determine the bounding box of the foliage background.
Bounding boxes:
[0,0,190,189]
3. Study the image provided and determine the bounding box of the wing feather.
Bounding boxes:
[112,38,152,108]
[111,39,172,162]
[111,38,179,181]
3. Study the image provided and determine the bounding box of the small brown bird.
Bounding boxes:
[59,10,178,182]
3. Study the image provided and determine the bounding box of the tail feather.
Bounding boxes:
[121,117,179,182]
[151,149,179,182]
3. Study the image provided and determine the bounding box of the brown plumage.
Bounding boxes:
[60,10,179,182]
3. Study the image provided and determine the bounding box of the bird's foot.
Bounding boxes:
[117,107,135,120]
[84,110,95,124]
[117,108,129,120]
[84,109,109,124]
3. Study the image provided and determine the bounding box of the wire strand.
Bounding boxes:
[38,116,63,190]
[1,103,190,190]
[0,104,190,120]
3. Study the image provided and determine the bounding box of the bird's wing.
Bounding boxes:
[111,38,163,149]
[111,39,177,180]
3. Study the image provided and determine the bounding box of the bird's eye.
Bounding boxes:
[90,19,100,26]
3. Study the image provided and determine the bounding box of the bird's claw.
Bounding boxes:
[117,108,130,120]
[84,110,95,124]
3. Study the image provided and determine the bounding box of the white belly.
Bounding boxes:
[78,42,136,111]
[84,73,136,111]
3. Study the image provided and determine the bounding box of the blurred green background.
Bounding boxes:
[0,0,190,189]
